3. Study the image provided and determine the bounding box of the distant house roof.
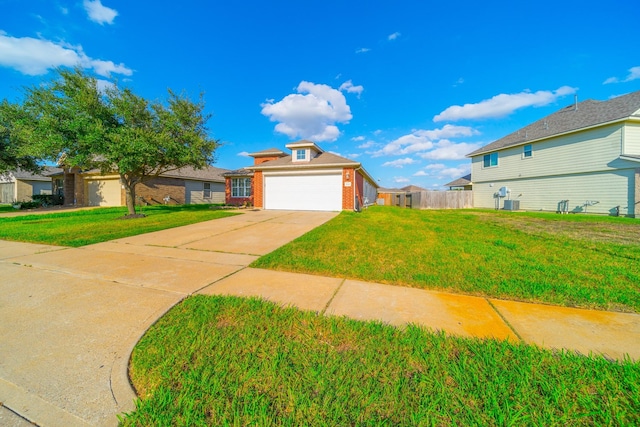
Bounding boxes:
[377,187,406,193]
[160,165,229,182]
[444,174,471,188]
[467,90,640,157]
[8,167,62,181]
[402,185,427,192]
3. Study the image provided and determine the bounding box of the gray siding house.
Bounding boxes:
[467,90,640,217]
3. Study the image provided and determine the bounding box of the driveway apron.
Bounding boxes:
[0,210,337,427]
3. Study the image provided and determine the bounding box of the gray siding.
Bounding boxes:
[471,123,638,215]
[473,169,635,215]
[185,180,225,204]
[472,124,623,184]
[624,122,640,155]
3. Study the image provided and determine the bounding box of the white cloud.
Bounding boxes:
[0,32,132,77]
[373,125,477,157]
[413,170,428,176]
[438,164,471,180]
[604,66,640,84]
[261,81,352,142]
[425,163,445,170]
[83,0,118,25]
[433,86,577,122]
[393,176,410,183]
[351,136,365,141]
[60,7,69,15]
[345,153,361,159]
[339,80,364,97]
[238,151,250,157]
[356,48,371,53]
[418,140,482,160]
[358,140,376,149]
[388,32,401,41]
[382,158,416,168]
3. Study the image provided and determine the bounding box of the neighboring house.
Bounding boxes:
[225,140,378,211]
[52,165,229,207]
[467,90,640,216]
[402,185,428,192]
[445,174,472,190]
[0,167,61,204]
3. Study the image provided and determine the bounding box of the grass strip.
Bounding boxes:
[0,205,239,247]
[122,295,640,426]
[252,207,640,312]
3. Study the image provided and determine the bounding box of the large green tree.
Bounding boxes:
[19,67,219,215]
[0,100,42,174]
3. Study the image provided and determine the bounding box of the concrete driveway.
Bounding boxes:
[0,210,337,427]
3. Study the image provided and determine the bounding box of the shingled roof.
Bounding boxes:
[247,151,359,169]
[444,174,471,187]
[467,90,640,157]
[160,165,230,182]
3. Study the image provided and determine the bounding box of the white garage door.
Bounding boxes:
[87,179,122,206]
[264,173,342,211]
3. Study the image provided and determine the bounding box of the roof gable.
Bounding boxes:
[468,90,640,157]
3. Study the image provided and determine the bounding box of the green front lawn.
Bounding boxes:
[122,295,640,426]
[253,207,640,313]
[0,205,238,247]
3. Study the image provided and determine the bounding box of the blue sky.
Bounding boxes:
[2,0,639,189]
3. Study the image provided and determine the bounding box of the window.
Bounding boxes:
[203,182,211,199]
[483,152,498,168]
[231,178,251,198]
[296,149,306,161]
[523,144,532,158]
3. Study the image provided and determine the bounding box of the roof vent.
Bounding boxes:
[574,94,578,111]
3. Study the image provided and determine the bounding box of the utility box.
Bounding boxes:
[503,200,520,211]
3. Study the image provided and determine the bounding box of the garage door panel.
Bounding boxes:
[265,174,342,211]
[87,179,121,206]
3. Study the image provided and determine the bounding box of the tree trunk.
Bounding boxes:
[122,176,138,216]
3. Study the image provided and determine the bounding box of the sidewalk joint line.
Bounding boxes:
[486,298,524,342]
[321,278,346,316]
[192,266,248,294]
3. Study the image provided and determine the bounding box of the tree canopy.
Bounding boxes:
[0,100,42,174]
[15,67,219,215]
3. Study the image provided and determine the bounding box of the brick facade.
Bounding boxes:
[342,168,354,210]
[253,171,264,208]
[225,177,253,206]
[137,177,185,205]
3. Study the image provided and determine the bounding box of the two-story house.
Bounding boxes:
[467,90,640,216]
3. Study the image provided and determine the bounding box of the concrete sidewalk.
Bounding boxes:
[1,208,639,427]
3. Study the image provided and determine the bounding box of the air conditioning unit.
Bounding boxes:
[503,200,520,211]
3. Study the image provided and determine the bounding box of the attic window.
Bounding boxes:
[296,149,306,160]
[523,144,532,158]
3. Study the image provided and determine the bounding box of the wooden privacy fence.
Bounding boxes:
[381,190,473,209]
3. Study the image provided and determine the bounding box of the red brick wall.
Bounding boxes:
[254,156,282,165]
[253,171,264,208]
[137,177,185,205]
[225,177,253,206]
[342,168,354,210]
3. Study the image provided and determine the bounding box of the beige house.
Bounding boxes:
[0,168,61,204]
[467,90,640,216]
[53,165,229,207]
